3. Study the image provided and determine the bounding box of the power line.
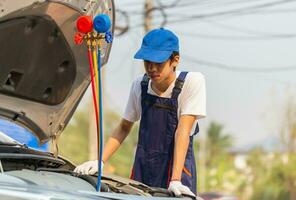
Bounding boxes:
[129,0,296,29]
[183,54,296,72]
[133,15,296,40]
[117,0,296,40]
[167,6,296,21]
[240,8,296,14]
[155,0,181,8]
[161,0,268,11]
[164,0,296,24]
[177,31,296,40]
[174,18,296,38]
[117,1,144,7]
[125,0,248,16]
[151,0,296,17]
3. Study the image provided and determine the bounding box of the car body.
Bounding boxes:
[0,1,201,199]
[199,192,238,200]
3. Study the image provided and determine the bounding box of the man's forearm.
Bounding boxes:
[171,130,190,181]
[170,115,196,181]
[102,119,133,163]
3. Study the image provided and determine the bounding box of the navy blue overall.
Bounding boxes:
[130,72,199,195]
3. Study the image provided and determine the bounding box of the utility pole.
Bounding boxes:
[144,0,153,33]
[89,104,97,160]
[199,133,207,192]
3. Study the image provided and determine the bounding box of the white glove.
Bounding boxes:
[74,160,104,175]
[168,181,195,197]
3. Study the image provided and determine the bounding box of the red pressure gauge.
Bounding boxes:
[76,16,93,33]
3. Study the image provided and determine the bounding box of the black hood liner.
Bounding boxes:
[0,15,76,105]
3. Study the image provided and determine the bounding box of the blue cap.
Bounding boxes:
[134,28,179,63]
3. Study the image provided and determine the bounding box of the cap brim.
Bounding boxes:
[134,48,172,63]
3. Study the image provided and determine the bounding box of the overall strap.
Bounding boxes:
[171,72,188,100]
[193,123,199,136]
[141,74,150,99]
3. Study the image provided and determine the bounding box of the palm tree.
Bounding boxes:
[206,122,233,162]
[197,122,234,192]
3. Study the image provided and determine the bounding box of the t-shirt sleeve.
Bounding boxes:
[122,77,142,122]
[180,72,206,119]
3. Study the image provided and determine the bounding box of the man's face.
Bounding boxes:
[144,55,180,84]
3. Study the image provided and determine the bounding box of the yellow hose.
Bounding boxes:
[92,47,101,156]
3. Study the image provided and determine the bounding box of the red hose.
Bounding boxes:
[87,48,100,137]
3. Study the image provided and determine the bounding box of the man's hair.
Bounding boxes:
[170,51,179,60]
[170,51,179,71]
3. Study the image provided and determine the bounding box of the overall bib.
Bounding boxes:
[131,72,199,195]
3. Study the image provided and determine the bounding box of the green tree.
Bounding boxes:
[280,96,296,153]
[248,152,296,200]
[198,122,234,192]
[206,122,233,163]
[104,110,139,177]
[57,105,139,177]
[247,95,296,200]
[58,109,89,164]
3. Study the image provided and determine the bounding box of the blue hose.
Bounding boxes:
[96,49,103,192]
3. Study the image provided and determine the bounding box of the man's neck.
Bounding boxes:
[151,72,176,95]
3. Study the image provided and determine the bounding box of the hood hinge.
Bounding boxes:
[50,123,65,158]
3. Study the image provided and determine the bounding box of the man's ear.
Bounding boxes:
[171,55,180,67]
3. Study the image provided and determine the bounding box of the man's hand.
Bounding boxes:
[168,181,195,197]
[74,160,104,175]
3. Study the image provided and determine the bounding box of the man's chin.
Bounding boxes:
[150,77,162,83]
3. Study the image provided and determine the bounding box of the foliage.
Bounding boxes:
[197,122,235,193]
[57,105,139,177]
[280,96,296,153]
[58,109,90,165]
[248,152,296,200]
[104,110,139,177]
[246,96,296,200]
[206,122,233,160]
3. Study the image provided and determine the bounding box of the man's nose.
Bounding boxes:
[147,63,157,71]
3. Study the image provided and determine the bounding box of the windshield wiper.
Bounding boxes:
[0,141,28,148]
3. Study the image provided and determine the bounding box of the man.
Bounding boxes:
[75,28,206,197]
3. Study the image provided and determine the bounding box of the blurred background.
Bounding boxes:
[57,0,296,199]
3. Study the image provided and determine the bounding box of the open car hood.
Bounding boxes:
[0,0,115,144]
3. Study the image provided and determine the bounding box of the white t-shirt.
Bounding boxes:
[123,71,206,135]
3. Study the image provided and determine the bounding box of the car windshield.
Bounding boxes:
[0,130,19,145]
[0,119,48,151]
